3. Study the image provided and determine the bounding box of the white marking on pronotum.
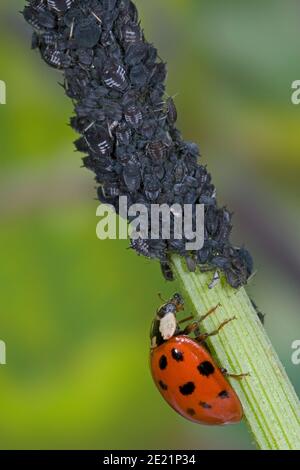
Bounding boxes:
[159,313,177,341]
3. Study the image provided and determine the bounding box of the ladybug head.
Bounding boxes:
[156,293,184,319]
[150,293,185,347]
[156,293,184,342]
[150,303,178,347]
[157,302,176,319]
[171,293,184,311]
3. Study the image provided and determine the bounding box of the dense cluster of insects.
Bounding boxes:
[23,0,253,288]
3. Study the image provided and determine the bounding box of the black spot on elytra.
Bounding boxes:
[171,348,184,362]
[179,381,195,396]
[218,390,230,399]
[158,380,168,391]
[197,361,215,377]
[186,408,196,416]
[199,401,212,409]
[159,355,167,370]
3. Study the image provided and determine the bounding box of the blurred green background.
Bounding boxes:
[0,0,299,450]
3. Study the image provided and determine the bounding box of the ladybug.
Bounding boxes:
[150,293,247,425]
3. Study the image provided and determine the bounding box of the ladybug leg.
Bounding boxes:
[178,314,194,325]
[220,368,250,380]
[195,316,237,343]
[182,321,200,336]
[198,303,221,322]
[182,304,221,335]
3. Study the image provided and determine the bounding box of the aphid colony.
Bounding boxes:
[23,0,253,288]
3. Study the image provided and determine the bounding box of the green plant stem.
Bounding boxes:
[171,255,300,450]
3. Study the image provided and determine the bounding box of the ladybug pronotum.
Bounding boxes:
[150,293,247,425]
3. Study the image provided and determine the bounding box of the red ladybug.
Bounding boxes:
[150,293,246,425]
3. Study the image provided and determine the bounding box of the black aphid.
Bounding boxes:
[97,134,112,156]
[32,0,47,12]
[103,63,128,91]
[23,0,253,288]
[122,23,142,44]
[41,31,57,46]
[115,122,132,145]
[124,104,142,128]
[166,97,177,125]
[123,157,141,192]
[147,141,166,161]
[102,0,117,12]
[160,261,174,282]
[74,18,101,48]
[42,46,62,68]
[185,255,197,273]
[47,1,73,13]
[24,6,56,31]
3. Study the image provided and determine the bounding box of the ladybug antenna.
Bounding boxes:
[158,293,166,303]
